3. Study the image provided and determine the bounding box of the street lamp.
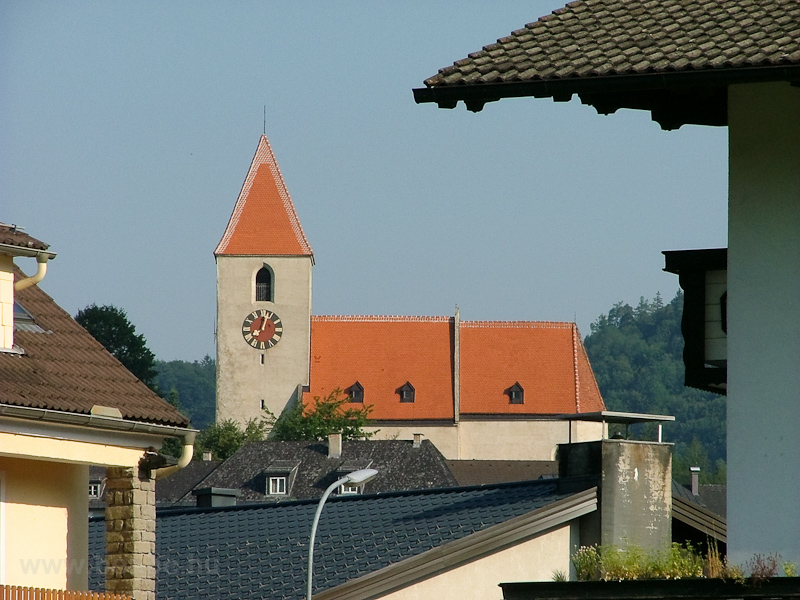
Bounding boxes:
[306,468,378,600]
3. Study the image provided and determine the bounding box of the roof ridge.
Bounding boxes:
[142,477,565,518]
[571,323,580,413]
[215,134,312,256]
[312,315,452,323]
[460,320,574,328]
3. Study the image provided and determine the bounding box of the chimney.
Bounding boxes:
[203,451,213,462]
[328,433,342,459]
[192,487,240,508]
[412,433,423,448]
[690,466,700,496]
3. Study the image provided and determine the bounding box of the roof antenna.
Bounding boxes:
[263,105,266,135]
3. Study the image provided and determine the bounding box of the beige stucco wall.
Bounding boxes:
[216,254,312,424]
[0,456,88,590]
[0,430,149,467]
[727,81,800,565]
[367,420,605,460]
[379,523,575,600]
[0,255,14,350]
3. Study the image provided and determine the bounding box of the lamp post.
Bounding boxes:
[306,468,378,600]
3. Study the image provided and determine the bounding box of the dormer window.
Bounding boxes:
[255,266,273,302]
[508,382,524,404]
[398,382,415,403]
[264,459,299,497]
[268,476,287,495]
[349,381,364,403]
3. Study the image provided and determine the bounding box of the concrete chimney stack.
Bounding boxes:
[328,433,342,458]
[413,433,423,448]
[690,466,700,496]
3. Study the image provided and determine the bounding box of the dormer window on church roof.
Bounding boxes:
[349,381,364,403]
[398,382,415,403]
[507,382,524,404]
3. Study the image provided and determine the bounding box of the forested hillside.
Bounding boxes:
[584,291,727,484]
[155,355,216,429]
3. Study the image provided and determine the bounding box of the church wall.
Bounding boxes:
[366,419,605,460]
[216,254,312,425]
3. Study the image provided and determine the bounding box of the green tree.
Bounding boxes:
[195,413,273,460]
[75,304,157,390]
[584,291,727,481]
[270,389,375,441]
[155,355,216,429]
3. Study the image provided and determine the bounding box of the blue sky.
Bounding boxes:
[2,2,728,362]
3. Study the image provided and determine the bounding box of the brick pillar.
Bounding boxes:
[105,466,156,600]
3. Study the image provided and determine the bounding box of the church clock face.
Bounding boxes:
[242,309,283,349]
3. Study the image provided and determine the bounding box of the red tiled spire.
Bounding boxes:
[215,135,313,257]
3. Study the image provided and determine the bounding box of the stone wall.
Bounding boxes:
[104,466,156,600]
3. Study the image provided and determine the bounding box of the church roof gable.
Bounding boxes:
[215,135,313,257]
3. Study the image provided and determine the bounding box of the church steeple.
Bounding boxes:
[215,134,313,257]
[215,134,313,426]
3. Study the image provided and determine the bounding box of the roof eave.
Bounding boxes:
[414,64,800,128]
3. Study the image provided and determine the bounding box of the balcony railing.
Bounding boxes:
[1,585,130,600]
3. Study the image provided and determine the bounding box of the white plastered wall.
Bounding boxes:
[367,420,605,460]
[727,81,800,564]
[216,254,312,424]
[379,524,574,600]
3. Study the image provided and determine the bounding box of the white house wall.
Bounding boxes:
[727,81,800,564]
[377,523,574,600]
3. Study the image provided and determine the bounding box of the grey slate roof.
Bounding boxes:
[414,0,800,126]
[190,439,458,503]
[89,478,592,600]
[156,459,222,505]
[446,459,558,486]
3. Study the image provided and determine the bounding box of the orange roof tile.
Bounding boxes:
[459,321,604,415]
[304,317,605,421]
[306,316,455,420]
[215,135,312,257]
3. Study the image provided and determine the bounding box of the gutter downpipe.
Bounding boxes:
[152,429,196,479]
[14,252,55,291]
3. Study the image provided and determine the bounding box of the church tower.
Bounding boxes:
[214,135,313,425]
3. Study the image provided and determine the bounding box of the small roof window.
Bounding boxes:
[398,382,415,403]
[507,382,524,405]
[349,381,364,403]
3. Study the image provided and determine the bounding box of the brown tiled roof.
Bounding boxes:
[0,223,50,252]
[304,316,605,420]
[215,134,313,257]
[415,0,800,125]
[0,267,189,426]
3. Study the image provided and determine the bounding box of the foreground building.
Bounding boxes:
[413,0,800,564]
[0,223,194,598]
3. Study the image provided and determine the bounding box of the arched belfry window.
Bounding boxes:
[255,267,273,302]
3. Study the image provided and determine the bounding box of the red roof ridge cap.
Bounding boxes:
[571,323,580,412]
[459,320,575,329]
[312,314,452,323]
